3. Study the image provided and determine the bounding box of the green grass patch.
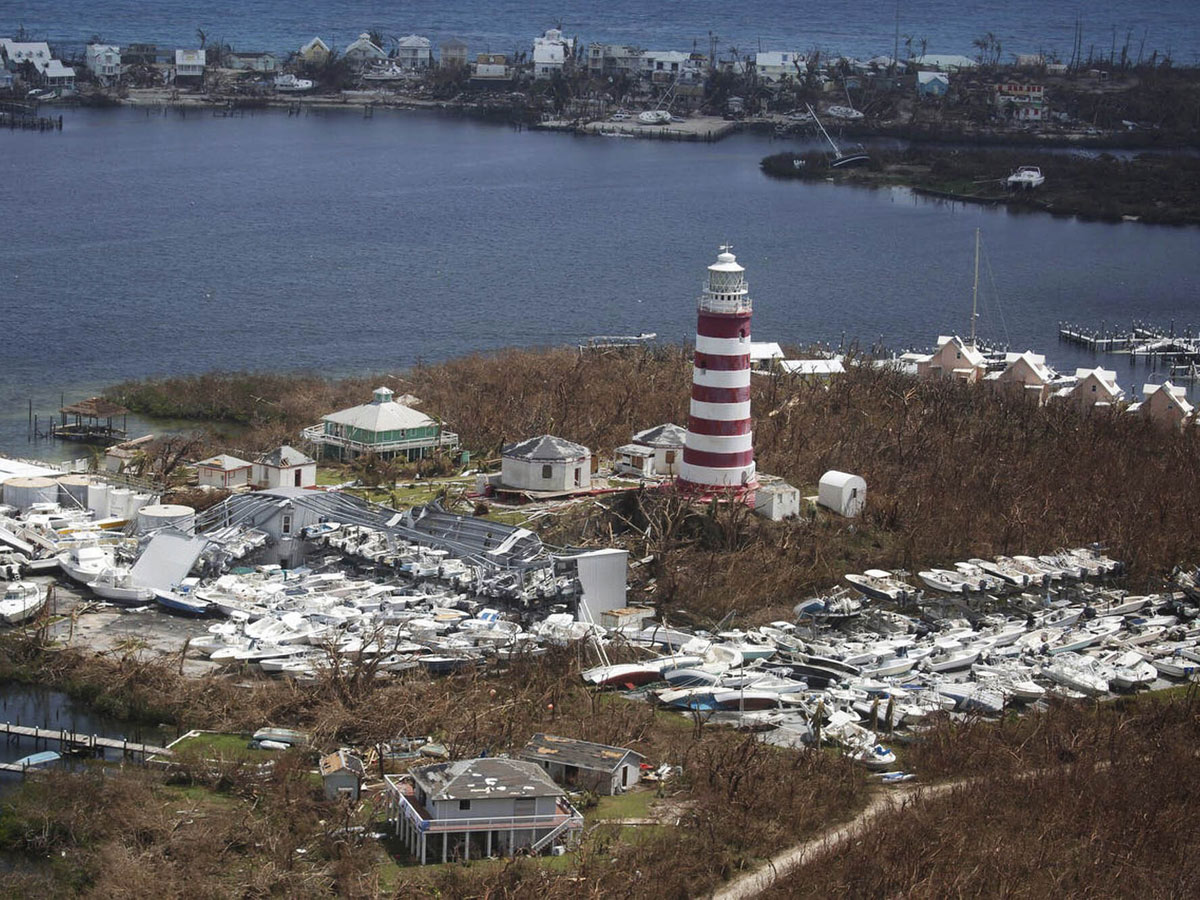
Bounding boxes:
[590,789,656,822]
[170,731,275,760]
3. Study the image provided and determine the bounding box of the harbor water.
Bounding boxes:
[0,106,1198,459]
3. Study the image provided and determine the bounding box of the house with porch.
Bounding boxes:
[755,51,803,83]
[395,35,432,69]
[385,758,583,863]
[227,51,278,72]
[532,28,573,79]
[518,734,644,796]
[174,49,205,81]
[303,387,458,462]
[915,335,987,382]
[298,37,331,66]
[85,44,122,84]
[344,33,387,68]
[994,82,1046,121]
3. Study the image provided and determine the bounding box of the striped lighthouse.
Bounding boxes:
[678,246,756,499]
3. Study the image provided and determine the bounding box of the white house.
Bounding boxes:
[614,422,686,479]
[755,51,803,83]
[174,49,206,80]
[344,33,387,67]
[395,35,433,69]
[639,49,697,82]
[320,750,365,801]
[781,358,846,380]
[915,335,987,383]
[1061,367,1124,409]
[754,476,801,521]
[194,453,252,489]
[749,341,785,371]
[532,28,573,79]
[298,37,331,66]
[253,445,316,489]
[85,44,122,84]
[1,41,76,87]
[519,734,644,796]
[500,435,591,493]
[1128,381,1194,429]
[386,758,584,863]
[912,53,977,72]
[818,470,866,518]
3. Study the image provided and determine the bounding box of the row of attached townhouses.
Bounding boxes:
[915,334,1197,428]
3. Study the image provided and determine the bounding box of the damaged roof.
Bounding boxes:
[257,445,314,467]
[502,434,590,461]
[518,733,643,773]
[632,423,686,448]
[319,749,365,778]
[411,757,563,802]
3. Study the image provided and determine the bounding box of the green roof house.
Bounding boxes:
[302,387,459,461]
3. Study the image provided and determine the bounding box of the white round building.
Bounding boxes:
[677,246,757,499]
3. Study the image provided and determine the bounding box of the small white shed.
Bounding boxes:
[818,470,866,517]
[754,478,801,520]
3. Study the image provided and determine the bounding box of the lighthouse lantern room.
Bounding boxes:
[677,246,757,500]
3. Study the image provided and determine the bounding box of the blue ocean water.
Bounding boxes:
[7,0,1200,66]
[1,106,1198,461]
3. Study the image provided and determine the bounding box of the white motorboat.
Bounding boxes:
[845,569,916,603]
[969,557,1031,587]
[826,105,864,120]
[1151,653,1200,680]
[274,73,314,92]
[87,566,155,605]
[921,642,981,672]
[1099,650,1157,690]
[951,562,1005,592]
[0,581,47,624]
[57,544,115,585]
[934,682,1005,715]
[362,64,406,81]
[918,569,979,594]
[1040,652,1112,696]
[1006,166,1045,189]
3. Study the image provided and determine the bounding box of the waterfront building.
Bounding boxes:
[587,43,642,77]
[912,53,977,72]
[122,43,161,66]
[677,247,757,500]
[253,446,316,490]
[174,49,206,82]
[1060,367,1124,409]
[395,35,433,69]
[1128,381,1194,429]
[227,51,278,72]
[385,758,583,864]
[755,51,803,83]
[440,39,468,69]
[615,423,686,479]
[917,71,950,98]
[471,53,513,85]
[518,734,644,796]
[640,49,700,83]
[194,454,252,489]
[994,82,1046,122]
[532,28,573,79]
[303,387,458,462]
[85,44,122,85]
[915,335,987,383]
[344,33,387,68]
[298,37,331,66]
[500,435,591,494]
[992,350,1056,404]
[0,40,75,88]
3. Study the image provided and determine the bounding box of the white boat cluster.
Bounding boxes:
[578,548,1200,771]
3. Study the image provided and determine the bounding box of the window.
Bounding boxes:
[459,800,471,811]
[281,514,292,535]
[1091,385,1096,392]
[542,464,553,479]
[664,450,676,464]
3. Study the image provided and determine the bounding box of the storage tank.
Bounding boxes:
[87,482,111,518]
[3,476,60,511]
[136,503,196,535]
[57,474,93,511]
[108,488,133,520]
[127,492,153,518]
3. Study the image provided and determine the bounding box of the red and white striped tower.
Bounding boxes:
[677,246,756,500]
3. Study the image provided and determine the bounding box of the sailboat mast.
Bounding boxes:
[806,103,841,157]
[969,228,981,347]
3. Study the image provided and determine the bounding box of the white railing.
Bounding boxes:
[698,294,752,315]
[389,782,583,835]
[301,424,459,455]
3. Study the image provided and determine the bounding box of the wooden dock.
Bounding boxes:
[0,722,172,758]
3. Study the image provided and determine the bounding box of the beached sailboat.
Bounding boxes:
[806,103,869,168]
